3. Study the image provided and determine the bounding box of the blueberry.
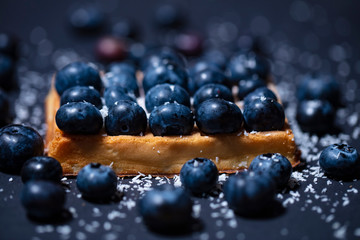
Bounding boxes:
[296,100,335,134]
[195,99,243,134]
[0,53,15,90]
[141,47,186,70]
[180,158,219,194]
[0,89,10,127]
[145,83,190,112]
[193,83,233,109]
[189,60,221,77]
[142,63,188,93]
[0,124,44,173]
[104,86,137,108]
[297,74,341,107]
[95,36,127,63]
[76,163,118,200]
[21,180,66,219]
[60,86,102,109]
[223,171,276,216]
[68,4,105,33]
[249,153,292,190]
[112,18,139,40]
[227,51,270,84]
[319,144,360,179]
[202,49,227,70]
[21,156,63,183]
[154,4,185,29]
[108,62,136,75]
[174,32,204,57]
[55,62,102,96]
[243,97,285,131]
[192,69,231,91]
[105,100,147,136]
[237,76,266,100]
[104,71,139,97]
[55,102,103,134]
[0,32,19,59]
[138,184,192,232]
[149,103,193,136]
[244,87,277,105]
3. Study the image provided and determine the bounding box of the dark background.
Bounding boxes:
[1,0,360,240]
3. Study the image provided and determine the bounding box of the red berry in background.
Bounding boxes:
[174,32,204,57]
[95,36,127,63]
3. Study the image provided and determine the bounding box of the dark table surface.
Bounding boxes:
[1,0,360,240]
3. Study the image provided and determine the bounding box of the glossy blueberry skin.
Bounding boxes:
[244,87,277,105]
[60,86,102,109]
[21,156,63,183]
[237,76,266,100]
[77,163,118,200]
[193,83,233,109]
[55,62,103,96]
[149,103,194,136]
[138,184,192,232]
[0,89,10,127]
[195,99,243,134]
[192,69,231,91]
[243,97,285,131]
[319,144,360,179]
[0,53,15,90]
[227,51,270,84]
[141,47,186,70]
[180,158,219,194]
[0,32,18,59]
[296,100,335,133]
[105,100,147,136]
[108,62,136,75]
[142,63,188,93]
[104,86,137,108]
[223,171,276,216]
[21,181,66,219]
[249,153,292,190]
[297,75,341,108]
[145,83,190,112]
[105,72,139,97]
[55,102,103,134]
[68,4,105,32]
[0,125,44,173]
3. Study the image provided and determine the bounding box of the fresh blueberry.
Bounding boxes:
[189,60,221,77]
[227,51,270,84]
[21,156,63,183]
[141,47,186,70]
[0,32,19,59]
[319,144,360,179]
[55,62,102,96]
[60,86,102,109]
[68,4,105,33]
[193,83,233,109]
[142,62,188,93]
[76,163,118,200]
[55,102,103,134]
[138,184,192,232]
[108,62,136,75]
[0,89,10,127]
[0,53,15,90]
[0,124,44,173]
[296,100,335,133]
[112,18,139,40]
[243,97,285,131]
[202,49,227,70]
[21,180,66,219]
[95,36,127,63]
[174,31,204,57]
[195,99,243,134]
[149,103,193,136]
[145,83,190,112]
[192,69,231,91]
[244,87,277,105]
[105,100,147,136]
[180,158,219,195]
[104,72,139,97]
[249,153,292,190]
[223,171,276,216]
[154,4,185,29]
[104,86,137,108]
[297,74,341,108]
[237,76,266,100]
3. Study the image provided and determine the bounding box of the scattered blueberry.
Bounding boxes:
[174,31,204,57]
[68,4,105,33]
[237,75,266,100]
[112,18,140,40]
[154,4,185,29]
[141,47,186,70]
[0,124,44,173]
[60,86,102,109]
[76,163,118,200]
[138,184,192,232]
[180,158,219,195]
[0,53,15,90]
[105,100,147,136]
[192,69,231,91]
[190,60,221,77]
[243,97,285,131]
[0,32,19,59]
[195,99,243,134]
[21,180,66,219]
[104,86,137,108]
[104,72,139,97]
[223,171,276,216]
[193,83,233,109]
[95,36,127,63]
[296,100,335,134]
[149,103,193,136]
[55,62,102,96]
[21,156,63,183]
[249,153,292,190]
[243,87,277,105]
[319,144,360,179]
[108,62,136,75]
[0,89,10,127]
[145,83,190,112]
[55,102,103,134]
